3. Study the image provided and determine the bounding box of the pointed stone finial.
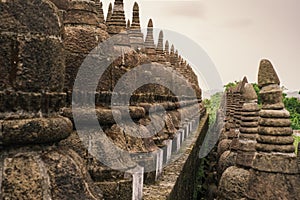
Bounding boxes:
[175,50,178,57]
[242,76,248,84]
[128,2,144,50]
[133,1,139,10]
[127,19,131,29]
[170,45,177,65]
[236,76,248,92]
[258,59,280,88]
[156,30,166,62]
[106,3,112,22]
[171,44,174,54]
[145,19,155,49]
[242,83,257,102]
[148,18,153,28]
[165,40,169,55]
[131,2,140,29]
[156,30,164,53]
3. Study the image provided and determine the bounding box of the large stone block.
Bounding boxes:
[0,34,65,92]
[218,166,250,200]
[2,117,72,145]
[246,169,300,199]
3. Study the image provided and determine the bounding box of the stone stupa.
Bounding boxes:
[246,59,300,199]
[218,83,259,199]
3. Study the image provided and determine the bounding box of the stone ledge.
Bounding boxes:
[143,113,209,200]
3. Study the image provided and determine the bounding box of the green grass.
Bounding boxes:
[293,135,300,155]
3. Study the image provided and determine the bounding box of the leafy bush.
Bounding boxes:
[283,97,300,130]
[203,92,222,125]
[224,81,238,91]
[293,135,300,155]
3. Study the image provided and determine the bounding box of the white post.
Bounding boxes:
[167,140,172,163]
[131,166,144,200]
[155,149,163,181]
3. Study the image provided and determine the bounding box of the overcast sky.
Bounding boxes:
[102,0,300,92]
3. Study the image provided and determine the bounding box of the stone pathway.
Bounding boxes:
[143,147,192,200]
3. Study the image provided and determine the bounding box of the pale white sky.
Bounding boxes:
[102,0,300,92]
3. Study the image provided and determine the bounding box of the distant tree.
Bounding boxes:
[203,92,222,125]
[252,83,262,105]
[283,97,300,130]
[224,81,238,91]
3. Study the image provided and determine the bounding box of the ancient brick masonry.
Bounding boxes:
[63,0,109,101]
[0,0,205,199]
[217,59,300,199]
[0,0,103,199]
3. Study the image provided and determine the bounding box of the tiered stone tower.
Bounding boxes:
[107,0,126,35]
[246,59,300,199]
[236,83,259,168]
[218,79,247,175]
[218,83,259,199]
[106,2,113,23]
[156,30,166,63]
[128,2,144,51]
[95,0,106,30]
[145,19,157,60]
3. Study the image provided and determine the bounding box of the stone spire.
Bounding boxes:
[218,84,258,199]
[238,76,248,91]
[165,40,170,55]
[107,0,130,46]
[170,44,177,65]
[156,30,164,55]
[145,19,155,48]
[106,3,113,26]
[131,2,140,30]
[107,0,126,35]
[233,77,248,128]
[236,83,259,168]
[128,2,144,50]
[170,44,174,53]
[255,59,295,155]
[95,0,107,31]
[217,86,239,175]
[164,40,170,62]
[245,59,300,199]
[95,0,105,24]
[145,19,156,58]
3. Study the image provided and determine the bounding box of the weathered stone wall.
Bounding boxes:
[0,0,104,199]
[143,113,208,200]
[0,0,206,199]
[167,113,209,200]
